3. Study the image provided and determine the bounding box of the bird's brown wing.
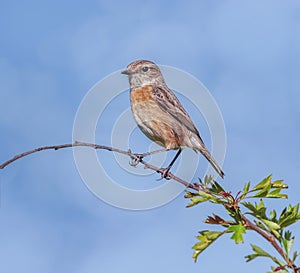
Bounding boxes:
[152,86,202,139]
[153,86,224,178]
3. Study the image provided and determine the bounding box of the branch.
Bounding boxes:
[242,214,300,273]
[0,141,199,190]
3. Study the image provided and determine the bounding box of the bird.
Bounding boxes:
[121,60,224,179]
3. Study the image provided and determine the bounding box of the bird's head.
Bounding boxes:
[122,60,165,89]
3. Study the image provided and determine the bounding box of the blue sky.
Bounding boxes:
[1,1,300,272]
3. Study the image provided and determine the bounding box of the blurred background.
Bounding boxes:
[1,1,299,272]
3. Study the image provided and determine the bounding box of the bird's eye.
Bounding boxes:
[142,66,149,72]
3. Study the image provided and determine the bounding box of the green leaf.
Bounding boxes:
[253,174,272,191]
[270,210,277,221]
[242,201,254,211]
[252,183,271,198]
[292,251,299,262]
[184,190,196,199]
[242,200,267,219]
[261,219,281,231]
[242,181,251,195]
[197,190,219,203]
[192,230,225,262]
[227,224,246,244]
[265,188,288,199]
[243,201,300,242]
[245,244,271,262]
[271,179,288,189]
[282,231,294,257]
[245,244,285,266]
[245,175,288,199]
[253,220,269,232]
[209,181,225,195]
[271,229,281,240]
[255,199,266,211]
[186,196,209,208]
[278,204,300,228]
[284,230,292,240]
[242,201,257,212]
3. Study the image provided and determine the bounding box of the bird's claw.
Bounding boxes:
[156,167,172,181]
[129,153,144,167]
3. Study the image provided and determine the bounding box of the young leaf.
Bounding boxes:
[256,199,267,211]
[251,183,271,198]
[282,231,294,257]
[292,251,299,262]
[278,204,300,228]
[270,210,277,221]
[253,220,269,232]
[246,176,289,199]
[261,219,281,232]
[242,181,251,195]
[227,224,246,244]
[242,201,257,212]
[197,190,219,203]
[245,244,285,266]
[209,180,226,195]
[186,196,209,208]
[192,230,225,262]
[271,179,288,189]
[265,188,288,199]
[242,199,267,219]
[252,174,272,191]
[245,244,271,262]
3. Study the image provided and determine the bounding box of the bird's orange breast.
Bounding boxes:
[130,85,153,104]
[129,85,181,150]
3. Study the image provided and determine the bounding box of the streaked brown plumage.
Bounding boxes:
[122,60,224,178]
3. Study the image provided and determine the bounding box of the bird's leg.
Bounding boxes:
[158,149,182,180]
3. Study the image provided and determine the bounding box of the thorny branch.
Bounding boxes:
[0,141,199,190]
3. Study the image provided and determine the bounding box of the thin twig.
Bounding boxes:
[0,141,198,190]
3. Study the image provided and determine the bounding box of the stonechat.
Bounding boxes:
[122,60,224,179]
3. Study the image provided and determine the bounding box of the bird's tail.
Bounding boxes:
[199,147,225,179]
[191,137,224,178]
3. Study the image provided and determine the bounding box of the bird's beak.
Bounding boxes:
[121,69,132,75]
